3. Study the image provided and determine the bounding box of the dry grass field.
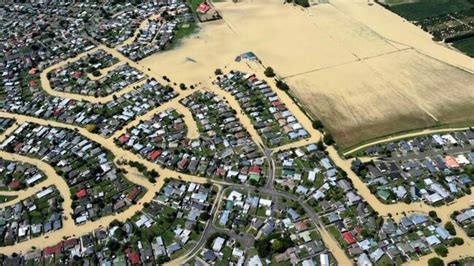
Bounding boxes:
[141,0,474,150]
[285,48,474,149]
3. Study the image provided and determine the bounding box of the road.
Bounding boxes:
[343,127,472,157]
[379,145,474,162]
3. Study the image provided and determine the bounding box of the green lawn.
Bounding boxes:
[452,37,474,57]
[0,195,17,203]
[388,0,474,20]
[188,0,204,11]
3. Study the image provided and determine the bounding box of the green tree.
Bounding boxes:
[323,133,335,146]
[295,0,310,7]
[200,212,211,221]
[264,67,275,77]
[444,221,456,235]
[92,70,101,77]
[428,257,444,266]
[271,239,283,252]
[107,239,120,250]
[275,80,290,91]
[434,246,448,257]
[114,227,125,239]
[255,238,271,258]
[452,237,464,246]
[312,120,324,130]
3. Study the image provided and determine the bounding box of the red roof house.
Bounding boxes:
[249,165,261,174]
[342,231,356,245]
[127,187,141,202]
[148,150,161,160]
[73,71,81,79]
[54,107,62,117]
[248,75,257,82]
[44,243,63,256]
[196,2,211,13]
[118,134,130,144]
[445,155,460,168]
[354,226,362,235]
[125,249,141,265]
[8,180,20,189]
[76,189,87,198]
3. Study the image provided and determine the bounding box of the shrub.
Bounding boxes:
[323,133,335,146]
[312,120,324,129]
[92,70,101,77]
[295,0,309,7]
[434,246,448,257]
[428,257,444,266]
[264,67,275,77]
[444,221,456,236]
[452,237,464,246]
[275,80,290,91]
[199,212,211,221]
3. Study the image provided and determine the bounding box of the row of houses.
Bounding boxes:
[453,208,474,237]
[0,186,63,246]
[274,143,335,195]
[216,71,309,148]
[353,151,473,205]
[313,169,456,265]
[3,62,177,137]
[90,2,173,48]
[118,4,194,61]
[0,118,14,135]
[1,3,95,72]
[0,123,143,224]
[116,91,266,185]
[363,129,474,157]
[0,180,215,265]
[271,142,458,265]
[215,188,333,265]
[0,159,45,191]
[49,59,144,97]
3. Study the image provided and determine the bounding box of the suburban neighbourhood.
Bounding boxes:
[0,0,472,266]
[351,131,474,206]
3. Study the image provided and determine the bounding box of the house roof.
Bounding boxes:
[76,189,87,198]
[196,2,211,13]
[127,252,140,265]
[342,231,356,244]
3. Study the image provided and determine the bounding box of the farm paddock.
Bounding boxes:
[285,49,474,150]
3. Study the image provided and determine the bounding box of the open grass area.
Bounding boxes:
[387,0,474,20]
[286,48,474,151]
[188,0,203,12]
[452,37,474,57]
[0,195,17,203]
[167,22,199,50]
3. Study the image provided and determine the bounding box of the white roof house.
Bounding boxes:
[212,237,226,252]
[259,198,272,208]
